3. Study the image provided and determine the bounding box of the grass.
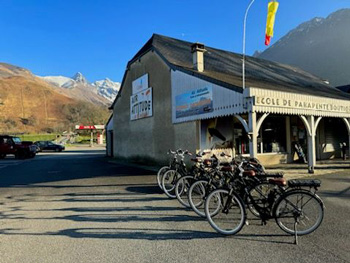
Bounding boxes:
[12,134,102,144]
[16,134,58,142]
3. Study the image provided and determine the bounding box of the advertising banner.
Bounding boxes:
[130,87,153,120]
[132,74,148,94]
[175,86,213,118]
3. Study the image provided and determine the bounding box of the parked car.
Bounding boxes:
[0,136,37,159]
[22,141,41,154]
[34,141,65,152]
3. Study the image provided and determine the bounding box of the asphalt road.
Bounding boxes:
[0,148,349,263]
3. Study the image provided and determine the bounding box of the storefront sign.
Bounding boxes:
[255,96,350,113]
[75,125,105,130]
[175,86,213,118]
[130,87,153,120]
[132,74,148,94]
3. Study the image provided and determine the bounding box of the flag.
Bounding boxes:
[265,1,279,46]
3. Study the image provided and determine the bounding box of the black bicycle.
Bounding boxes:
[205,162,324,244]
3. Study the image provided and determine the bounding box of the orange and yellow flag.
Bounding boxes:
[265,1,279,46]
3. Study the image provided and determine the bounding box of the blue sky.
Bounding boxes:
[0,0,349,82]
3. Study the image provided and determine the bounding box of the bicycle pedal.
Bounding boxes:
[245,220,249,226]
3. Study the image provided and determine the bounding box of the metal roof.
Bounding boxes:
[111,34,350,109]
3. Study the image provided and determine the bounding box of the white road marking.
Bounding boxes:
[0,160,27,170]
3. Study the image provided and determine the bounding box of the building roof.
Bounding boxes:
[336,84,350,93]
[111,34,350,109]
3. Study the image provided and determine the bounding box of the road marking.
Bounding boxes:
[0,160,25,170]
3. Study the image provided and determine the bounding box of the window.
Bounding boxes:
[260,116,286,153]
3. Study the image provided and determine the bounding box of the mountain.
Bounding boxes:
[40,72,120,104]
[0,63,109,133]
[92,78,120,102]
[257,9,350,87]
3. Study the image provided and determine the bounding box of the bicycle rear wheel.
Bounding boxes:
[205,189,246,235]
[175,175,195,208]
[274,190,324,235]
[162,170,180,198]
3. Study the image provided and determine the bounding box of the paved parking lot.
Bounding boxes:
[0,148,349,263]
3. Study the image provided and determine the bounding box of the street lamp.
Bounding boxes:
[242,0,255,90]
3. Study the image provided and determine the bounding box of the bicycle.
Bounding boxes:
[188,156,270,218]
[161,149,192,198]
[174,151,209,208]
[205,161,324,244]
[156,149,179,190]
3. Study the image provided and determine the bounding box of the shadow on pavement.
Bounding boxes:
[126,185,163,194]
[0,227,220,240]
[0,156,155,187]
[319,186,350,199]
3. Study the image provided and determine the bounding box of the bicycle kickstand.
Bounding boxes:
[294,220,298,245]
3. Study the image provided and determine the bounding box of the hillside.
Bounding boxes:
[0,63,109,134]
[257,9,350,87]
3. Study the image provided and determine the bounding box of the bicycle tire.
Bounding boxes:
[161,169,179,199]
[205,189,246,235]
[157,166,169,190]
[188,180,214,218]
[175,175,195,208]
[274,190,324,235]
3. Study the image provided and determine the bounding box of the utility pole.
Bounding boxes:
[242,0,255,90]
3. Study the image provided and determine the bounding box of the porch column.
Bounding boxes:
[286,116,292,162]
[307,116,316,173]
[248,111,258,158]
[342,118,350,159]
[300,115,322,173]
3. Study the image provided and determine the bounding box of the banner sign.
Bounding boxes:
[75,125,105,130]
[130,87,153,120]
[132,74,148,94]
[175,86,213,118]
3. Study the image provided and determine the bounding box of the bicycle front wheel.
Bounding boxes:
[188,180,211,217]
[162,170,180,198]
[157,166,169,190]
[274,190,324,235]
[175,175,195,208]
[205,189,246,235]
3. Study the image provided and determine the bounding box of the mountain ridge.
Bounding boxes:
[40,72,120,103]
[257,8,350,86]
[0,63,110,133]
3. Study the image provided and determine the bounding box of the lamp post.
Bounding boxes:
[242,0,255,90]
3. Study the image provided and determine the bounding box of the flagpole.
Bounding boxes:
[242,0,255,90]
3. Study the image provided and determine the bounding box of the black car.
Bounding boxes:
[34,141,65,152]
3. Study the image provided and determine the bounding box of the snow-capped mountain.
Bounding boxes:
[39,72,120,103]
[92,78,120,101]
[257,9,350,86]
[72,72,88,85]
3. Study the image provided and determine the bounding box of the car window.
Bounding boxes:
[12,137,22,144]
[48,142,54,146]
